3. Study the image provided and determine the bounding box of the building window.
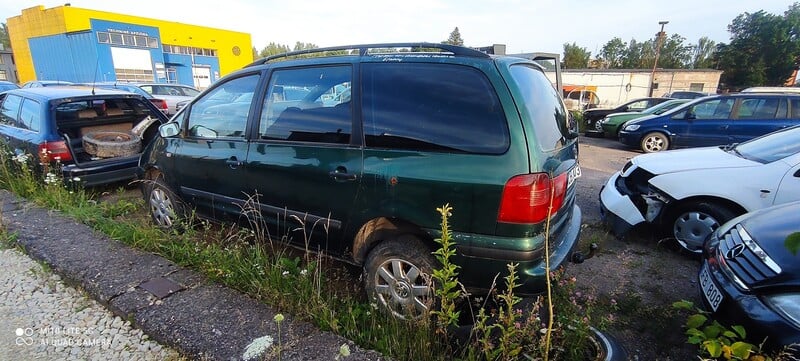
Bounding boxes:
[114,68,154,82]
[96,31,158,49]
[162,44,217,57]
[652,83,659,89]
[0,70,6,80]
[690,83,705,91]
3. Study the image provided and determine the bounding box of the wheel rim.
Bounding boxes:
[643,135,665,152]
[594,121,603,131]
[373,258,431,319]
[673,211,721,252]
[149,187,176,227]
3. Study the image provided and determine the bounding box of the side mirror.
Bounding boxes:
[158,122,180,138]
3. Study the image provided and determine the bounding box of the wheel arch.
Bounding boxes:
[661,195,747,224]
[351,216,436,265]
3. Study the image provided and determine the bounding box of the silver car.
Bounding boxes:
[135,83,200,115]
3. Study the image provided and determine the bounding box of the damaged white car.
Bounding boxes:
[600,125,800,252]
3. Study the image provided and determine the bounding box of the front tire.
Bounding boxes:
[670,202,737,252]
[640,132,669,153]
[364,235,437,320]
[147,175,185,228]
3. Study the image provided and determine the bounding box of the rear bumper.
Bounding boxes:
[62,158,138,187]
[453,204,582,295]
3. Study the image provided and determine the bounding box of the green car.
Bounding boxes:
[138,43,583,319]
[599,99,689,137]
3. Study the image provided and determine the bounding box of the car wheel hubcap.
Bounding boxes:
[595,121,603,131]
[644,136,664,152]
[674,211,720,252]
[373,258,431,319]
[149,188,175,227]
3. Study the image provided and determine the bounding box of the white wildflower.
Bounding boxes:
[44,173,59,185]
[300,269,308,276]
[273,313,284,323]
[282,270,289,277]
[242,335,273,361]
[13,153,29,164]
[335,343,351,359]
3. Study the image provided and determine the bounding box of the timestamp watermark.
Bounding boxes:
[14,326,112,347]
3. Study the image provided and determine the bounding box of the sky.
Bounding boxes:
[1,0,795,55]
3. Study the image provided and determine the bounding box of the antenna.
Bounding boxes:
[92,55,100,95]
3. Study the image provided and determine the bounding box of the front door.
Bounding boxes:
[171,73,261,218]
[246,65,360,253]
[671,97,735,148]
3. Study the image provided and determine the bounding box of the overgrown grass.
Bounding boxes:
[0,150,607,360]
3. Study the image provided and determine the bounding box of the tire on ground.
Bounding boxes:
[640,132,669,153]
[83,131,142,158]
[364,235,438,320]
[668,201,738,252]
[147,175,186,229]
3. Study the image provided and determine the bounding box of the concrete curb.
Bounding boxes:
[0,191,387,361]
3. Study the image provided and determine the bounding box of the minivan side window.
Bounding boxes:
[737,98,781,120]
[0,94,22,126]
[259,66,352,144]
[509,64,569,151]
[674,98,736,120]
[187,74,259,138]
[18,98,41,131]
[362,63,508,154]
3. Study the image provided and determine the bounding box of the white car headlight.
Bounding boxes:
[624,124,640,131]
[763,293,800,328]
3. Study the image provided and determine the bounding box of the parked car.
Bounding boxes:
[600,125,800,252]
[138,43,584,319]
[741,86,800,94]
[598,99,690,137]
[584,97,672,136]
[133,83,200,115]
[0,87,168,186]
[701,201,800,350]
[619,93,800,153]
[0,81,19,92]
[662,90,713,99]
[21,80,74,88]
[74,83,169,114]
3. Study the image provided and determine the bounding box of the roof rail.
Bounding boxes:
[246,42,491,67]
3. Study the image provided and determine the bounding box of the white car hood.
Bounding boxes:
[633,147,759,175]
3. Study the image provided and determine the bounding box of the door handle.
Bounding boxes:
[329,166,357,182]
[226,157,243,169]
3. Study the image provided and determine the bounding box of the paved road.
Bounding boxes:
[575,135,639,222]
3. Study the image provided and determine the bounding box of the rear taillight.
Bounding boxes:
[151,98,168,111]
[38,141,72,163]
[497,172,568,224]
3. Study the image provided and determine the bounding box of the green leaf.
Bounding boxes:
[688,336,703,344]
[785,232,800,255]
[730,341,753,359]
[722,330,738,339]
[673,300,694,310]
[704,340,723,358]
[703,324,722,339]
[732,325,746,339]
[687,314,708,329]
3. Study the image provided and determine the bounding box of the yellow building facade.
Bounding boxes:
[7,5,253,88]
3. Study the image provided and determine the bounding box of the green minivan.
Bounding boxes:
[138,43,583,318]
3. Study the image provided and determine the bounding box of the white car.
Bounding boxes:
[135,83,200,115]
[600,126,800,252]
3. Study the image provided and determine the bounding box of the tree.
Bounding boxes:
[599,37,626,68]
[259,42,291,57]
[563,42,591,69]
[443,27,464,46]
[715,4,800,88]
[656,34,692,69]
[293,42,318,51]
[0,23,10,50]
[620,39,649,69]
[690,37,717,69]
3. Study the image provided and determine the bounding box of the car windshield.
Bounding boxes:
[733,126,800,163]
[647,100,687,115]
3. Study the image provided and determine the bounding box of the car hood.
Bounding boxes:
[739,202,800,288]
[633,147,759,175]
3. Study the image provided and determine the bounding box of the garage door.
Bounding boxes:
[111,47,154,82]
[192,66,211,89]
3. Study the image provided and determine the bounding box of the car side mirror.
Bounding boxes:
[158,122,180,138]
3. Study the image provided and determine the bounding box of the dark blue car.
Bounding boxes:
[618,93,800,152]
[701,201,800,350]
[0,87,168,186]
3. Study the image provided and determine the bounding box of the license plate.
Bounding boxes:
[699,264,723,312]
[567,164,582,188]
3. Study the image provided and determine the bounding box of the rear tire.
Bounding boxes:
[364,235,437,320]
[669,201,737,253]
[640,132,669,153]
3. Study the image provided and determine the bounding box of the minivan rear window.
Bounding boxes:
[362,63,509,154]
[509,65,570,150]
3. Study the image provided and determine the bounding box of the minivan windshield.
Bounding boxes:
[509,64,570,150]
[733,126,800,163]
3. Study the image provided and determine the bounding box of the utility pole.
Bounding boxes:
[649,21,669,96]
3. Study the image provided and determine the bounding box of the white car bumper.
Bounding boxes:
[599,172,645,234]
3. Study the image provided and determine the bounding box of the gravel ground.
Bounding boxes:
[0,248,181,360]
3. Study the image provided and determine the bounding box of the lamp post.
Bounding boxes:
[649,21,669,96]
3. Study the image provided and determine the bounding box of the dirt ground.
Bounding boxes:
[572,136,702,360]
